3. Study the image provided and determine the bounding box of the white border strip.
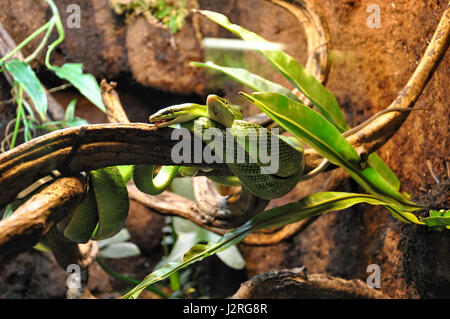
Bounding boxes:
[202,38,285,51]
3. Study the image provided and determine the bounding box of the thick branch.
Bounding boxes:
[0,176,86,267]
[0,123,231,208]
[308,3,450,166]
[232,268,387,299]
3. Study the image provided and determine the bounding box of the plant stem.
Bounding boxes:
[96,257,170,299]
[168,221,181,292]
[0,22,51,64]
[25,18,56,63]
[10,85,24,149]
[43,0,65,70]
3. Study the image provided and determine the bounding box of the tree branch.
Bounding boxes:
[232,268,387,299]
[0,176,87,267]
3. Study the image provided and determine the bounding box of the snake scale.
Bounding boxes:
[133,94,305,200]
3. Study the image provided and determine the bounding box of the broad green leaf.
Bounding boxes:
[154,217,244,271]
[51,63,105,112]
[5,60,47,120]
[173,216,202,235]
[199,10,348,131]
[191,61,299,101]
[98,228,132,249]
[64,117,89,128]
[98,242,141,259]
[243,92,418,211]
[214,242,246,270]
[422,217,450,229]
[122,191,407,299]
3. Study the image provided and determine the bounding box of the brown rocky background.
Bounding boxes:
[0,0,448,298]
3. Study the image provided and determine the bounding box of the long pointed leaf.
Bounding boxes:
[121,191,409,299]
[192,61,299,101]
[243,92,418,211]
[367,153,401,191]
[199,10,347,131]
[5,60,48,120]
[242,92,360,168]
[51,63,106,112]
[199,10,402,192]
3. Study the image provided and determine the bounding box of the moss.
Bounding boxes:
[110,0,194,34]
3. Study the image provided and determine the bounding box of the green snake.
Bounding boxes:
[133,94,305,200]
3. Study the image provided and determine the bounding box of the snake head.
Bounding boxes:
[206,94,242,128]
[148,104,199,128]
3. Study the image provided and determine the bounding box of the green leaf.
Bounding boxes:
[191,61,299,101]
[51,63,105,112]
[420,210,450,230]
[175,217,245,270]
[97,228,132,249]
[64,117,89,128]
[65,99,77,121]
[154,217,244,271]
[389,207,424,225]
[98,242,141,259]
[242,92,418,211]
[121,191,404,299]
[170,177,196,201]
[241,92,360,169]
[198,10,348,131]
[367,153,401,191]
[169,15,178,34]
[5,60,48,120]
[33,241,51,252]
[2,204,14,220]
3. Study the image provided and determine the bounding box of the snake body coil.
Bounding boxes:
[133,95,305,200]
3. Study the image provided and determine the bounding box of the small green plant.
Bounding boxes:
[110,0,193,34]
[0,1,130,260]
[0,0,105,151]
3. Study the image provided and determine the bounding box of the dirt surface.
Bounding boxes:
[0,0,448,298]
[238,0,449,298]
